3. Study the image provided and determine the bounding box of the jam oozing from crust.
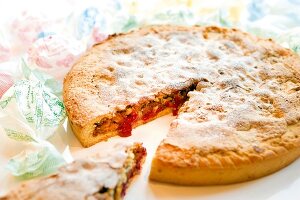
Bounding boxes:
[165,92,186,116]
[94,145,146,199]
[141,102,164,122]
[93,83,197,138]
[121,146,147,197]
[118,111,138,137]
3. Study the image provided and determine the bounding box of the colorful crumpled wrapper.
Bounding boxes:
[0,0,300,180]
[28,34,85,80]
[0,75,66,179]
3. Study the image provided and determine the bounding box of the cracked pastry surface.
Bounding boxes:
[64,25,300,184]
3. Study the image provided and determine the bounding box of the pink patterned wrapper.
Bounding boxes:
[88,27,108,48]
[0,72,14,98]
[0,30,12,63]
[0,44,11,63]
[28,34,85,80]
[10,12,50,54]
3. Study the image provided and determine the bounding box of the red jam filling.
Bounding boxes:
[172,94,183,115]
[121,147,147,197]
[142,105,164,121]
[165,93,185,116]
[118,111,138,137]
[118,92,186,137]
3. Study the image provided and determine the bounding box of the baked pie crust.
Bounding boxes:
[64,25,300,184]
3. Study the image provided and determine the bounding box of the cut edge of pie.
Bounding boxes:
[66,78,197,147]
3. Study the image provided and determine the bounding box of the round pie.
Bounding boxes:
[63,25,300,185]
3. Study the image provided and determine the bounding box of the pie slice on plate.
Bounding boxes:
[64,25,300,184]
[0,143,146,200]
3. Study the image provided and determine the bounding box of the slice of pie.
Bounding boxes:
[64,25,300,184]
[0,143,146,200]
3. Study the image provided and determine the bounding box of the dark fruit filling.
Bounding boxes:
[118,111,138,137]
[93,83,197,138]
[121,146,147,197]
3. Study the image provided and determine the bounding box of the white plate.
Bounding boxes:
[1,114,300,200]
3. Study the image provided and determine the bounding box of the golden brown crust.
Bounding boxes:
[150,147,300,185]
[64,25,300,184]
[63,25,222,128]
[150,124,300,185]
[64,25,299,121]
